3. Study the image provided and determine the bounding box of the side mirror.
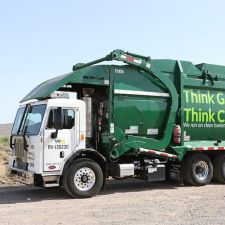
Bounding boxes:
[51,107,63,138]
[54,107,63,130]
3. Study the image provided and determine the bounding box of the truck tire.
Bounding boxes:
[183,153,213,186]
[63,158,103,198]
[212,154,225,184]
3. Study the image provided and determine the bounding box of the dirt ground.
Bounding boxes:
[0,142,224,225]
[0,179,225,225]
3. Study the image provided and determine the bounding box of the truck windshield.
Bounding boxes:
[23,104,46,135]
[11,107,26,135]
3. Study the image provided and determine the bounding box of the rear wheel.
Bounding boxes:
[183,153,213,186]
[212,154,225,183]
[63,158,103,198]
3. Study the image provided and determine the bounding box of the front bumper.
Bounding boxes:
[8,166,34,185]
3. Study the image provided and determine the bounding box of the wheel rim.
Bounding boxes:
[74,167,96,191]
[194,161,209,181]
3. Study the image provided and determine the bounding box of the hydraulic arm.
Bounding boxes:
[73,49,178,159]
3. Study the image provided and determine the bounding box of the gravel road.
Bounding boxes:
[0,179,225,225]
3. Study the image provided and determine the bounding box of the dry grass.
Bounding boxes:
[0,136,9,165]
[0,137,21,185]
[0,136,8,144]
[0,145,8,179]
[0,150,8,163]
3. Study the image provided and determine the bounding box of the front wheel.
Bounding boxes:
[63,158,103,198]
[183,153,213,186]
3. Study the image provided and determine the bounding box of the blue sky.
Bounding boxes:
[1,0,225,123]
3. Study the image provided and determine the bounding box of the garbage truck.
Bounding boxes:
[8,49,225,197]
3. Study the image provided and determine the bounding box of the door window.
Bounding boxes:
[46,108,75,129]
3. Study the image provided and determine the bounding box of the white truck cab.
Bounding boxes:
[9,94,86,187]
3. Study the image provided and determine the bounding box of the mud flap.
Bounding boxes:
[166,162,184,185]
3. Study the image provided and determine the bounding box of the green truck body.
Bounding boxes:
[9,50,225,197]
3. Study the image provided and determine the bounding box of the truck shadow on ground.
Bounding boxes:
[0,178,191,204]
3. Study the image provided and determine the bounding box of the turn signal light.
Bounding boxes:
[81,133,85,141]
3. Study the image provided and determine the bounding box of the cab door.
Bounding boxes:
[43,108,76,172]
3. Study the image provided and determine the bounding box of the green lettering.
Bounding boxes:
[191,107,199,122]
[218,110,225,123]
[184,108,191,122]
[201,94,208,104]
[201,111,208,122]
[184,90,190,103]
[217,93,225,105]
[207,91,215,104]
[191,91,198,103]
[208,109,215,122]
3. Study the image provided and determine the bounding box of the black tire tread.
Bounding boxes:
[183,153,213,186]
[63,158,103,198]
[183,154,196,185]
[213,154,225,184]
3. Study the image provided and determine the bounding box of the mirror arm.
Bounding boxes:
[51,129,58,139]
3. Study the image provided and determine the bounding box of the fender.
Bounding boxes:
[61,148,107,179]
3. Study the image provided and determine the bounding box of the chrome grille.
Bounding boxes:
[14,139,25,158]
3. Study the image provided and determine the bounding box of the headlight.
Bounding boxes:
[27,152,35,160]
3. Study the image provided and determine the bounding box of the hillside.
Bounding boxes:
[0,123,13,137]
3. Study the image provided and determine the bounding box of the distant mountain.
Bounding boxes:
[0,124,13,137]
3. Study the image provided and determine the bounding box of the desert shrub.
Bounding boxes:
[0,137,8,144]
[0,150,8,163]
